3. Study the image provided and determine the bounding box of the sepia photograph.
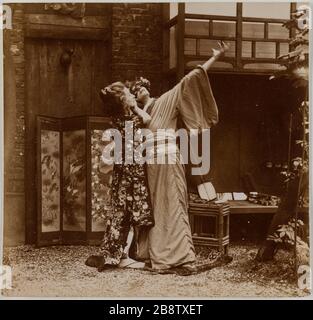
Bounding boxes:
[0,0,311,299]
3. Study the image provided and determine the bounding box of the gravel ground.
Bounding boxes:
[1,244,309,298]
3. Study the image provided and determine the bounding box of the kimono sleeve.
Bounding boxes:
[178,66,218,130]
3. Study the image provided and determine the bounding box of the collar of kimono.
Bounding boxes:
[143,98,156,115]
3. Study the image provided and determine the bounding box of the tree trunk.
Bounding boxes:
[255,176,299,262]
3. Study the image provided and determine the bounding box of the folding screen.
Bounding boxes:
[37,116,113,245]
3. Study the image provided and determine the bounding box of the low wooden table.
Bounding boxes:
[228,200,277,214]
[228,200,308,215]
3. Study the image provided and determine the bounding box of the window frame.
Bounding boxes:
[163,2,297,81]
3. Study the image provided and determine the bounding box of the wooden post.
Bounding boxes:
[176,2,185,81]
[225,213,230,255]
[235,3,243,71]
[290,3,297,51]
[219,211,223,253]
[162,3,170,92]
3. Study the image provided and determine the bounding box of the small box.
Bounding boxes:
[188,201,230,254]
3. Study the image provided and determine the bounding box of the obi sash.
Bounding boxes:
[143,130,183,165]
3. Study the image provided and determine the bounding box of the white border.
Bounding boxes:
[0,0,312,301]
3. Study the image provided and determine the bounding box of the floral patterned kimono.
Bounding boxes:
[100,113,154,265]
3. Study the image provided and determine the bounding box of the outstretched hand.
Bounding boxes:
[212,41,230,57]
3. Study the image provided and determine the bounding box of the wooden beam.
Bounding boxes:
[243,57,287,63]
[26,14,110,29]
[185,67,281,76]
[242,17,287,24]
[196,38,200,56]
[236,3,243,70]
[185,13,237,22]
[185,55,235,63]
[184,35,236,41]
[290,3,297,51]
[264,22,269,40]
[242,37,290,43]
[209,20,213,38]
[164,16,178,28]
[25,24,110,41]
[162,3,170,84]
[176,3,185,80]
[252,41,256,58]
[25,14,110,41]
[276,42,280,58]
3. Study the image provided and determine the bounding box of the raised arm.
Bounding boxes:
[150,41,230,127]
[201,41,230,72]
[133,105,151,124]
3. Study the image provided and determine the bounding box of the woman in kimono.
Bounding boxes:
[130,41,229,274]
[86,82,154,271]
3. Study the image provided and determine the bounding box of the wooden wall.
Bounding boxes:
[208,73,296,195]
[23,4,111,243]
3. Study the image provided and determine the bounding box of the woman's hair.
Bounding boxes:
[99,82,126,116]
[129,77,151,97]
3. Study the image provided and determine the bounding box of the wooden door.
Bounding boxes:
[25,38,109,243]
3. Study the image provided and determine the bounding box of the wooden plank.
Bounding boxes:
[185,13,237,21]
[229,200,277,214]
[71,41,93,115]
[47,39,70,118]
[39,40,49,114]
[93,42,110,115]
[26,14,110,29]
[25,23,109,41]
[228,200,308,214]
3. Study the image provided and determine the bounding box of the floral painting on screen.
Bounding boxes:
[41,130,60,232]
[63,130,86,231]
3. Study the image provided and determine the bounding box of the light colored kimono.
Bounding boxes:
[138,66,218,270]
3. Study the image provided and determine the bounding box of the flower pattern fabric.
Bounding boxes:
[100,113,154,265]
